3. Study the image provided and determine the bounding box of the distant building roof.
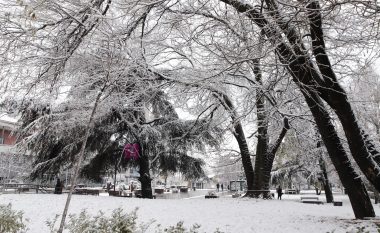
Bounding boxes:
[0,113,19,130]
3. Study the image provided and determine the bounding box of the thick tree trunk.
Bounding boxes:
[252,65,269,197]
[133,106,153,199]
[261,119,289,194]
[306,1,380,192]
[273,3,375,217]
[252,117,289,198]
[319,93,380,192]
[219,0,375,218]
[138,144,153,199]
[293,72,374,218]
[232,125,255,194]
[251,53,289,199]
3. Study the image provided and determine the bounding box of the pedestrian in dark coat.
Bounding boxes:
[54,178,63,194]
[277,186,283,200]
[216,183,220,192]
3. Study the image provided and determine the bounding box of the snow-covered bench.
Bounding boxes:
[300,196,323,204]
[205,191,219,199]
[285,189,297,194]
[109,190,132,197]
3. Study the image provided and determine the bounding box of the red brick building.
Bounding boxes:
[0,120,17,145]
[0,115,28,181]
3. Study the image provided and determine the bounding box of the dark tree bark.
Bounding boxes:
[154,71,255,193]
[251,47,289,199]
[218,0,375,218]
[133,107,153,199]
[319,156,334,203]
[316,141,334,203]
[263,119,289,190]
[216,93,255,193]
[114,158,117,192]
[306,1,380,192]
[284,48,375,218]
[138,144,153,199]
[252,116,289,198]
[299,79,374,218]
[252,63,269,197]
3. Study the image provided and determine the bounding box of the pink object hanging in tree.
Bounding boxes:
[124,143,140,160]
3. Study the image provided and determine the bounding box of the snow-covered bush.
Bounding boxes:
[47,208,145,233]
[47,208,223,233]
[155,221,201,233]
[0,204,28,233]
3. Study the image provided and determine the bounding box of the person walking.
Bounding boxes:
[216,183,220,192]
[221,183,224,192]
[277,186,283,200]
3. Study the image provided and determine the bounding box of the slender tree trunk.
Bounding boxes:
[316,141,334,203]
[215,93,255,193]
[319,156,334,203]
[58,85,105,233]
[114,159,117,192]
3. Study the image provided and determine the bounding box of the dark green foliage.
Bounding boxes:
[18,88,222,181]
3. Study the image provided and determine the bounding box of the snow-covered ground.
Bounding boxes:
[0,192,379,233]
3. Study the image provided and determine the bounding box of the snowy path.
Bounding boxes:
[0,193,379,232]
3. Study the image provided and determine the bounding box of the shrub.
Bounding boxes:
[0,204,28,233]
[47,208,222,233]
[48,208,147,233]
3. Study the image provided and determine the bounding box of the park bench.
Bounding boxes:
[17,187,30,193]
[108,190,132,197]
[300,196,323,204]
[74,188,100,196]
[333,201,343,206]
[154,188,165,194]
[285,189,297,194]
[85,189,100,196]
[179,187,189,193]
[205,191,219,199]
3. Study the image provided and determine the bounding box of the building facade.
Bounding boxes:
[0,115,30,181]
